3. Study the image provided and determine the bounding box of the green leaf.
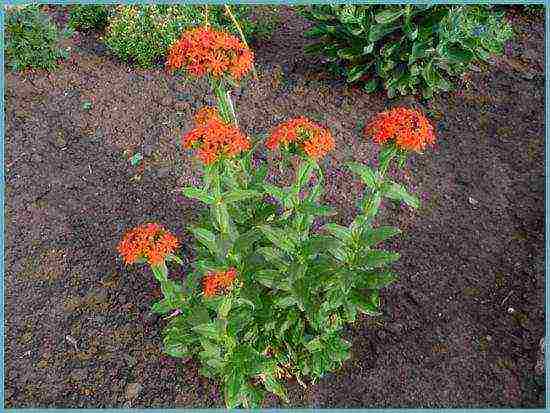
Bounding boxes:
[363,78,378,93]
[151,299,173,315]
[362,226,401,247]
[305,337,323,352]
[192,322,219,340]
[224,370,244,408]
[298,202,335,217]
[259,225,297,254]
[347,161,377,188]
[254,270,278,288]
[164,342,189,358]
[219,295,233,319]
[233,228,262,256]
[274,295,297,308]
[257,247,289,270]
[189,226,219,257]
[263,376,288,402]
[223,189,261,204]
[182,187,215,205]
[374,8,405,24]
[360,269,398,289]
[381,182,420,209]
[358,250,400,268]
[263,183,287,204]
[363,192,382,218]
[350,290,381,316]
[323,223,352,242]
[346,64,368,83]
[213,202,231,234]
[441,43,475,63]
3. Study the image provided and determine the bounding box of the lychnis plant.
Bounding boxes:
[117,24,436,408]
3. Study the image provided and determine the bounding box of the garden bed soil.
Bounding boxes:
[4,6,545,408]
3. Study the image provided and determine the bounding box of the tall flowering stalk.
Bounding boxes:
[117,25,437,409]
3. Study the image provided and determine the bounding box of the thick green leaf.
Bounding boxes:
[305,337,323,352]
[181,187,215,204]
[263,376,288,402]
[213,202,231,234]
[323,223,352,242]
[223,189,261,204]
[151,298,173,315]
[349,290,381,316]
[347,161,378,188]
[257,247,289,270]
[362,226,401,247]
[259,225,297,254]
[255,270,282,289]
[381,182,420,209]
[189,226,219,256]
[298,201,335,217]
[224,370,244,408]
[358,250,400,268]
[363,78,378,93]
[347,64,369,83]
[164,342,189,358]
[360,269,398,289]
[441,43,475,63]
[375,8,405,24]
[233,228,262,256]
[263,183,287,204]
[192,322,219,340]
[219,295,233,319]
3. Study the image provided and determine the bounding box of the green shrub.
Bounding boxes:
[299,5,513,99]
[103,5,275,68]
[5,5,70,72]
[68,4,110,31]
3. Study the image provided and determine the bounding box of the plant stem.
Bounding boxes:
[212,78,238,126]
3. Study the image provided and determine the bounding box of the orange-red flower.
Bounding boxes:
[266,117,335,160]
[365,107,436,152]
[202,268,238,297]
[117,223,180,266]
[183,107,250,165]
[167,26,254,82]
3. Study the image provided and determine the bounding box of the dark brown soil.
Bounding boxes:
[4,6,545,408]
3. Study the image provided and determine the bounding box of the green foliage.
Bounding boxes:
[5,5,71,72]
[68,4,110,31]
[122,41,430,406]
[299,4,513,98]
[102,5,277,68]
[136,141,419,406]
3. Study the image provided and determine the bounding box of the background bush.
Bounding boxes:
[103,5,278,69]
[5,5,70,72]
[299,5,513,99]
[68,4,110,31]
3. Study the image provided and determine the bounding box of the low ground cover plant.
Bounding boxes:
[118,23,436,408]
[68,4,110,31]
[299,4,513,98]
[5,5,71,72]
[103,5,276,68]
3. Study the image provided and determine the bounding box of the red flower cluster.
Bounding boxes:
[117,223,179,266]
[266,117,335,160]
[183,106,250,165]
[365,107,436,152]
[167,26,254,81]
[202,268,237,297]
